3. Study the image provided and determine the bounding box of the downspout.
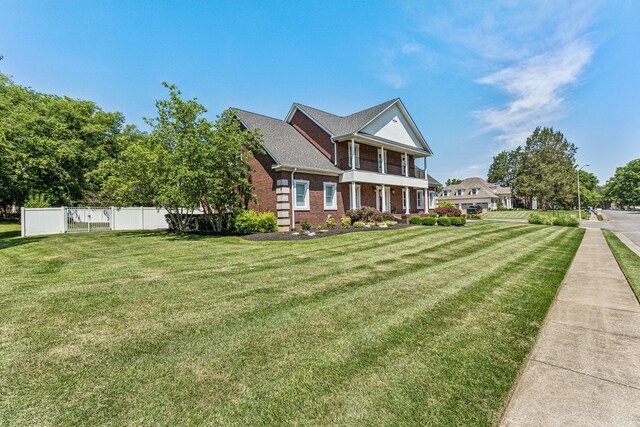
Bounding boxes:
[291,168,297,230]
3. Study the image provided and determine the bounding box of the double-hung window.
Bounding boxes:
[402,188,407,209]
[455,189,464,196]
[294,180,309,210]
[323,182,337,210]
[416,189,424,209]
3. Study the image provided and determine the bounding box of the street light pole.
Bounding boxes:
[577,164,589,222]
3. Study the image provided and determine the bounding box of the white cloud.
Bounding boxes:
[384,1,599,148]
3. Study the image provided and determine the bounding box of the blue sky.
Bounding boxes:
[2,1,639,183]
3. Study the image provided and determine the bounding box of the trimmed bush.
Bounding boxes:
[384,220,395,226]
[300,220,312,231]
[325,217,336,230]
[437,217,451,226]
[234,210,277,234]
[429,212,439,218]
[433,206,462,217]
[450,217,465,226]
[353,221,365,228]
[340,217,352,228]
[422,216,437,226]
[409,216,422,225]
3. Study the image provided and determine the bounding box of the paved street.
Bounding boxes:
[582,210,640,255]
[500,229,640,426]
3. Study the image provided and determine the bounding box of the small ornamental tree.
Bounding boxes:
[98,83,264,232]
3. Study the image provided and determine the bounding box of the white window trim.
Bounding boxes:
[294,179,310,211]
[402,188,407,209]
[417,189,424,209]
[355,184,361,208]
[323,182,337,210]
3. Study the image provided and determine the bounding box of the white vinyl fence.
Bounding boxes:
[21,207,171,237]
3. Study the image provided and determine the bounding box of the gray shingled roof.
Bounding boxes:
[294,99,398,136]
[427,174,442,187]
[232,108,340,174]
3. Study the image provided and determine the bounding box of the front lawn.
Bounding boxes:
[603,230,640,299]
[483,210,583,220]
[0,222,583,426]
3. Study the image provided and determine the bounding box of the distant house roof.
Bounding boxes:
[439,177,510,200]
[232,108,341,174]
[291,99,398,136]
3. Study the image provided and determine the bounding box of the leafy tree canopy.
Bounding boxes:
[445,178,463,186]
[605,159,640,207]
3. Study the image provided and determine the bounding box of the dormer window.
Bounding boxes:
[470,188,480,195]
[442,190,450,197]
[455,189,464,196]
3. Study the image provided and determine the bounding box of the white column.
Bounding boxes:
[381,147,386,174]
[351,181,357,210]
[425,189,431,214]
[381,184,386,212]
[350,138,356,170]
[404,152,409,177]
[405,186,410,214]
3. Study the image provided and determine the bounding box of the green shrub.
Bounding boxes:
[23,193,51,208]
[551,216,568,227]
[353,221,365,228]
[234,210,277,234]
[566,217,579,227]
[528,213,545,225]
[325,217,336,230]
[409,216,422,225]
[437,217,451,226]
[450,217,465,226]
[429,212,439,218]
[384,220,394,226]
[596,214,604,221]
[300,220,311,231]
[438,200,456,208]
[422,216,437,226]
[340,217,351,228]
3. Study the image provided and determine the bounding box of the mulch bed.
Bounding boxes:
[243,223,415,241]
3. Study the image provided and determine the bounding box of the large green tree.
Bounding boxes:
[515,127,577,209]
[445,178,463,186]
[98,83,263,232]
[605,159,640,207]
[0,70,124,210]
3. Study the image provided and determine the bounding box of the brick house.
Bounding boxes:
[233,99,441,231]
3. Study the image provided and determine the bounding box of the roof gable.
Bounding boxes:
[359,103,423,150]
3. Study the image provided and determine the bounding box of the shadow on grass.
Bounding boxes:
[0,234,44,250]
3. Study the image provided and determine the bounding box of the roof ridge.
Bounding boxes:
[345,98,398,118]
[294,98,398,119]
[230,107,285,123]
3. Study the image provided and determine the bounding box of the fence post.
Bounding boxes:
[141,206,145,230]
[110,206,115,230]
[61,206,66,233]
[21,207,25,237]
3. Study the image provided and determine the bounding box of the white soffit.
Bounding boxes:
[360,104,422,150]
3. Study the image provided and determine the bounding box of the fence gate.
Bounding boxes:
[66,207,111,232]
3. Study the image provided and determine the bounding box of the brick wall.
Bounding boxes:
[289,110,334,162]
[291,172,345,228]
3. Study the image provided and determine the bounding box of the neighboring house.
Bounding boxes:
[233,99,441,231]
[439,177,512,212]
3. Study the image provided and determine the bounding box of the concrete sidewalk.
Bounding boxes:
[500,229,640,426]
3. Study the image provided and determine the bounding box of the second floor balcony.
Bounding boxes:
[338,157,426,179]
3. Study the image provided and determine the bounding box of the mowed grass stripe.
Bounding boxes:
[0,223,583,426]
